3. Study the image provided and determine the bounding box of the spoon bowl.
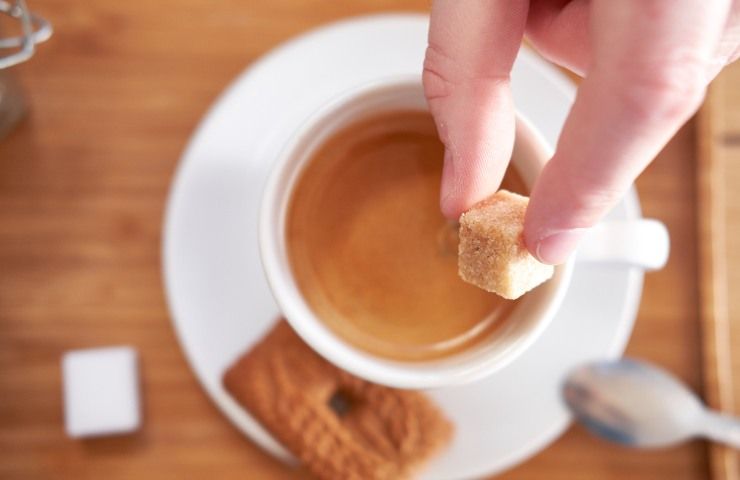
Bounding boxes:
[564,358,740,449]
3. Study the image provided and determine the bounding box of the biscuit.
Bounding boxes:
[458,190,554,299]
[223,321,452,480]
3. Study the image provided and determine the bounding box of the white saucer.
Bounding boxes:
[162,14,644,479]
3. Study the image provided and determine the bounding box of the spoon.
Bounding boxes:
[563,358,740,448]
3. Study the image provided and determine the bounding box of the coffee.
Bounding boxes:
[286,111,526,361]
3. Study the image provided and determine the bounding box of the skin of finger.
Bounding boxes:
[523,0,731,261]
[526,0,592,76]
[711,0,740,74]
[423,0,528,219]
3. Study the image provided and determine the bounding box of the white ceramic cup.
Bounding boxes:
[260,76,669,390]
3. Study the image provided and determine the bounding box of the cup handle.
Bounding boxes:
[575,219,670,271]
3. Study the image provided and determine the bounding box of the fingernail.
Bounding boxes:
[534,229,585,265]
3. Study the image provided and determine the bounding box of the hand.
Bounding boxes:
[423,0,740,264]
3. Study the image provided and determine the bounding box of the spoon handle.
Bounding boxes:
[701,411,740,449]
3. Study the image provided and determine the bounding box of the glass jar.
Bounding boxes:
[0,0,51,140]
[0,69,25,139]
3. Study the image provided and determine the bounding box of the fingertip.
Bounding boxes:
[524,182,586,265]
[440,190,465,221]
[523,223,541,261]
[440,195,464,221]
[529,229,585,265]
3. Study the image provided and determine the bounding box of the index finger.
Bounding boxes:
[524,0,730,264]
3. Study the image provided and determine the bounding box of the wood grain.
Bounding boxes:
[0,1,715,479]
[698,61,740,480]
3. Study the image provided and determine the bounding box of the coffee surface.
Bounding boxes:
[287,111,526,361]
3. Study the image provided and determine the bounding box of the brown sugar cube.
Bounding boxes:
[458,190,554,300]
[223,321,453,480]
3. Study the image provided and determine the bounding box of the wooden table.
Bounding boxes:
[0,1,723,478]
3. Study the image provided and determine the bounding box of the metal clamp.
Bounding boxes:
[0,0,52,69]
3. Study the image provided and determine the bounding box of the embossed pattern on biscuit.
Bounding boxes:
[223,321,453,480]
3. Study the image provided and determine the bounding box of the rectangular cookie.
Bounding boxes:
[223,321,453,480]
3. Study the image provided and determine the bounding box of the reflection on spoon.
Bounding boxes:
[563,358,740,449]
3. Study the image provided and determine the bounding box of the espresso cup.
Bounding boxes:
[260,76,669,389]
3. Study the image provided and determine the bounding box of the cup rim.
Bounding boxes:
[259,76,574,389]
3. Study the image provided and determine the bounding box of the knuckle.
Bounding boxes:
[422,44,456,104]
[616,57,707,123]
[423,42,510,106]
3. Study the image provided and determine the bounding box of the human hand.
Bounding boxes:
[423,0,739,264]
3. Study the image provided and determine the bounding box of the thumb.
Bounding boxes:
[423,0,528,219]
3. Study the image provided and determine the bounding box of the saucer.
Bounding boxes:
[162,14,643,479]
